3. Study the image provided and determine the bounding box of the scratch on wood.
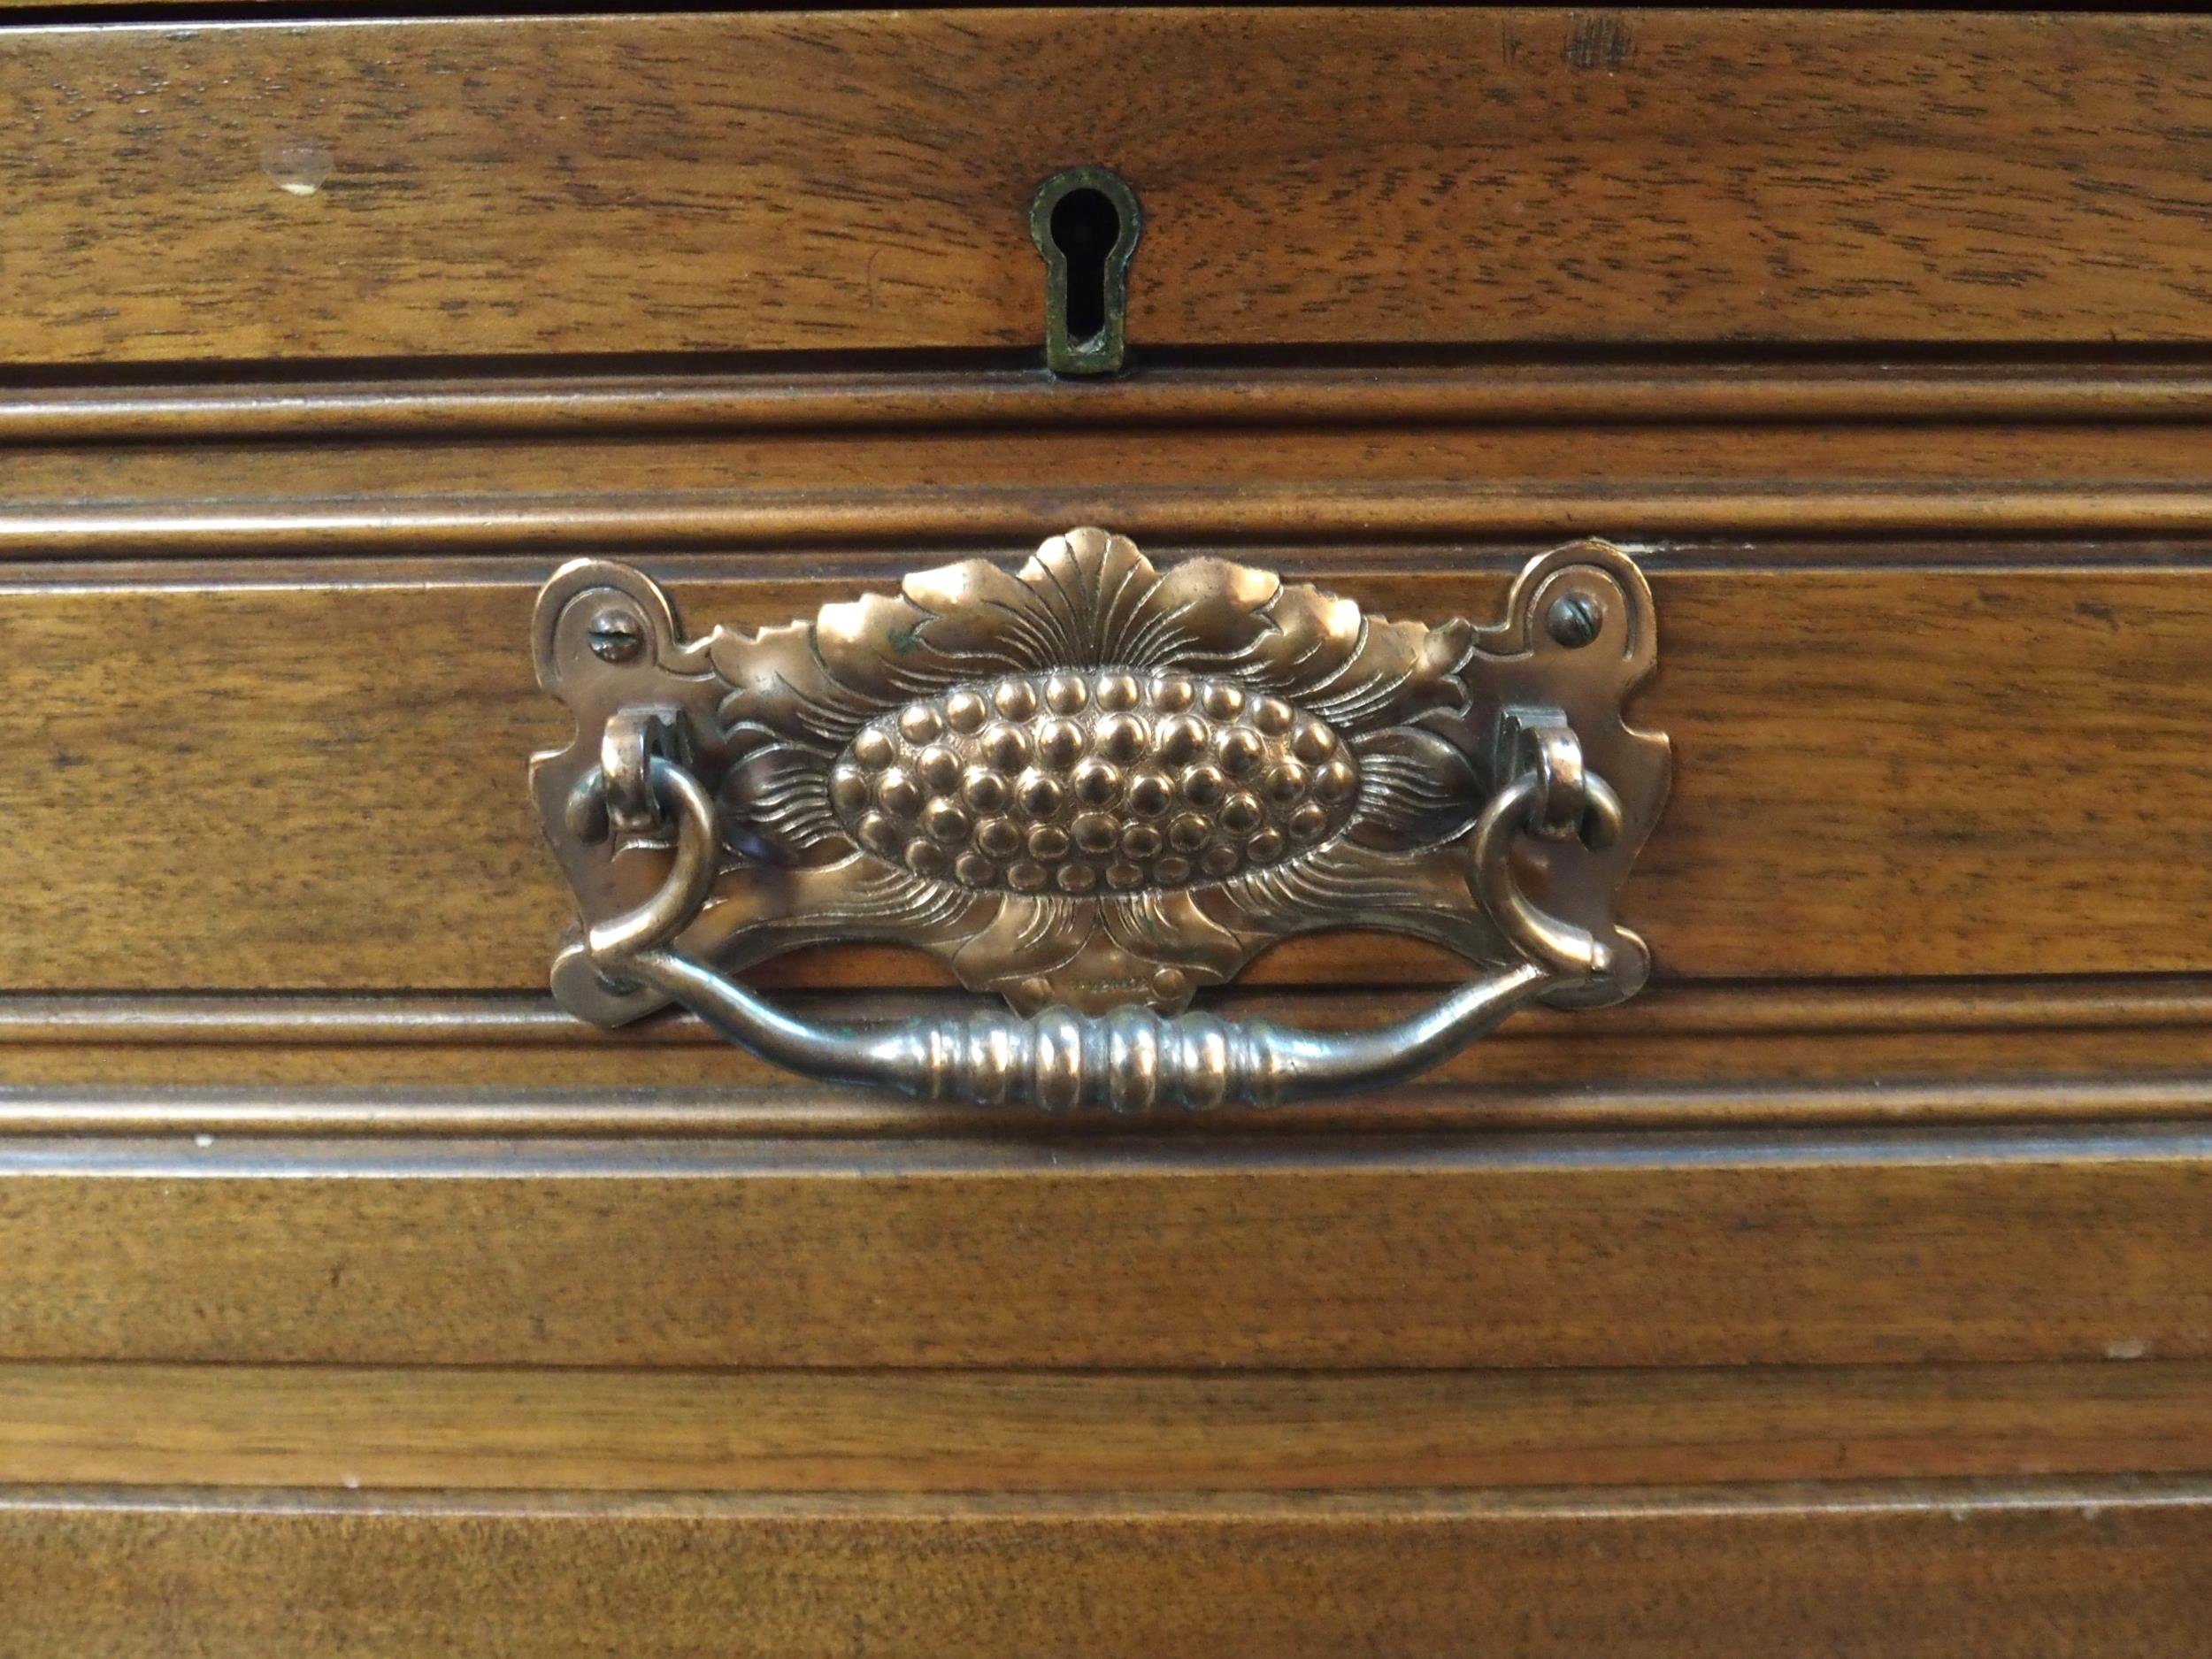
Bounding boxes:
[1565,14,1633,73]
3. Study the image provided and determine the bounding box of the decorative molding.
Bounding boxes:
[11,364,2212,443]
[11,485,2212,559]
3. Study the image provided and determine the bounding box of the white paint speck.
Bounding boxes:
[194,1133,214,1148]
[2105,1336,2150,1360]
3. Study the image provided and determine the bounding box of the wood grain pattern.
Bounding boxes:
[21,485,2212,555]
[16,362,2212,443]
[9,11,2212,362]
[3,556,2208,990]
[12,1074,2212,1138]
[21,363,2212,442]
[9,420,2212,555]
[4,986,2212,1110]
[0,1128,2206,1369]
[6,4,2209,1629]
[5,1360,2210,1494]
[4,1480,2208,1658]
[24,419,2212,497]
[13,976,2208,1045]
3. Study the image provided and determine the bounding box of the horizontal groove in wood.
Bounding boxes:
[8,546,2203,593]
[0,1127,2207,1369]
[2,985,2211,1119]
[12,420,2212,555]
[10,1473,2208,1519]
[2,543,2207,592]
[3,1478,2207,1658]
[12,485,2212,555]
[4,979,2204,1044]
[5,1076,2212,1139]
[4,1360,2208,1494]
[16,364,2212,442]
[4,559,2208,990]
[10,11,2212,362]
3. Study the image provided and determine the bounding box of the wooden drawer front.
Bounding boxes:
[4,549,2209,994]
[5,5,2212,1646]
[4,1483,2208,1659]
[2,1131,2207,1371]
[4,377,2211,1200]
[5,354,2209,1010]
[3,1130,2208,1652]
[8,9,2212,363]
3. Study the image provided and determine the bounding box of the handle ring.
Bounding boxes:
[579,753,1620,1112]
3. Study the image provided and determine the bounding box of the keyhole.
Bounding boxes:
[1050,188,1119,344]
[1029,167,1141,375]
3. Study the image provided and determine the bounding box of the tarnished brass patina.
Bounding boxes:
[532,528,1668,1110]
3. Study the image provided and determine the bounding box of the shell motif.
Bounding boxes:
[828,668,1360,894]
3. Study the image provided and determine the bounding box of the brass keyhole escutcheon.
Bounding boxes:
[1029,167,1141,375]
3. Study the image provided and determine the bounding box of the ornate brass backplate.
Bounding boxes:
[532,529,1669,1110]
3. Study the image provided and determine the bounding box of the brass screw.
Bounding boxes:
[588,605,645,663]
[1546,594,1601,649]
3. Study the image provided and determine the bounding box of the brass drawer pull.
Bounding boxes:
[532,530,1669,1110]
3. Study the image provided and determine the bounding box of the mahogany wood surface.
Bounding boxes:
[10,418,2212,553]
[2,555,2206,989]
[4,1481,2208,1659]
[4,5,2212,1640]
[3,984,2212,1116]
[10,11,2212,361]
[9,1073,2212,1135]
[0,1128,2205,1370]
[13,362,2212,442]
[5,1359,2208,1494]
